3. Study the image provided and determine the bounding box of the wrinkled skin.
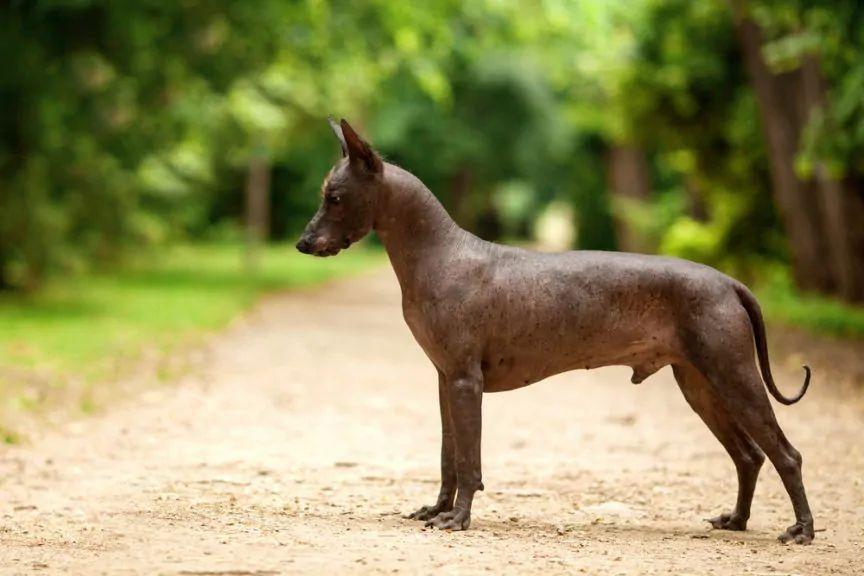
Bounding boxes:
[297,119,815,544]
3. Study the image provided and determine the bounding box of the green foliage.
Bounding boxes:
[3,0,863,333]
[0,0,441,288]
[371,53,575,236]
[1,0,628,290]
[604,0,789,279]
[758,268,864,338]
[1,1,286,287]
[753,1,864,176]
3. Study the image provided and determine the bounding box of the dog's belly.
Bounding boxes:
[481,341,678,392]
[480,320,682,392]
[403,289,684,391]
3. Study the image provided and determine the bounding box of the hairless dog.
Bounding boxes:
[296,118,815,545]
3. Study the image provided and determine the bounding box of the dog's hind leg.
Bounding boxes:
[672,363,764,531]
[710,363,814,544]
[683,306,815,544]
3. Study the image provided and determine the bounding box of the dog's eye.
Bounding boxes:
[326,194,341,205]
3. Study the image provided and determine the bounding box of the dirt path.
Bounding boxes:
[1,268,863,575]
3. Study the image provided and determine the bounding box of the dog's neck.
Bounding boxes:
[373,163,467,292]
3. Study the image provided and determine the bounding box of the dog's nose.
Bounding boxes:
[296,238,312,254]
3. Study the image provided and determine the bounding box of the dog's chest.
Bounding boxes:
[399,287,471,369]
[401,295,439,357]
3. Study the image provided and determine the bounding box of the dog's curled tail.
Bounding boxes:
[734,283,811,405]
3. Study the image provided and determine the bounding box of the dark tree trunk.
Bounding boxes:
[839,176,864,302]
[449,167,473,230]
[799,56,864,302]
[606,144,652,253]
[685,174,709,222]
[729,3,835,293]
[245,152,271,271]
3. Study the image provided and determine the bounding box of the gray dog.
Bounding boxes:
[296,118,814,544]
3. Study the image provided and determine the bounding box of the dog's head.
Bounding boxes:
[295,118,383,257]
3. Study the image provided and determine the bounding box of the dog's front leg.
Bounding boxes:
[405,370,457,520]
[426,368,483,531]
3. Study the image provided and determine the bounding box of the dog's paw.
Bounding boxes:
[778,521,814,545]
[404,501,451,521]
[705,512,747,531]
[424,508,471,531]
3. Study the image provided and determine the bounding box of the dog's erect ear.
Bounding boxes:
[340,118,383,174]
[328,116,348,157]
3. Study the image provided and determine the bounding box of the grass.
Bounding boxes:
[0,241,383,386]
[757,269,864,339]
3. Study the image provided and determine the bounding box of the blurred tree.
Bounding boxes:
[598,0,864,302]
[733,0,864,302]
[730,0,836,294]
[2,0,861,305]
[601,0,783,277]
[371,54,572,239]
[0,0,453,286]
[0,0,289,287]
[368,1,602,243]
[605,146,652,253]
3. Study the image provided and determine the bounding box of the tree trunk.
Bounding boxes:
[449,167,473,230]
[606,144,652,253]
[244,152,270,272]
[837,176,864,302]
[817,175,864,302]
[729,1,835,293]
[799,55,864,302]
[685,174,708,222]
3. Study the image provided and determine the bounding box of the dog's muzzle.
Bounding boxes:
[296,236,351,257]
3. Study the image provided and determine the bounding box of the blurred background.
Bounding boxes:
[2,0,864,435]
